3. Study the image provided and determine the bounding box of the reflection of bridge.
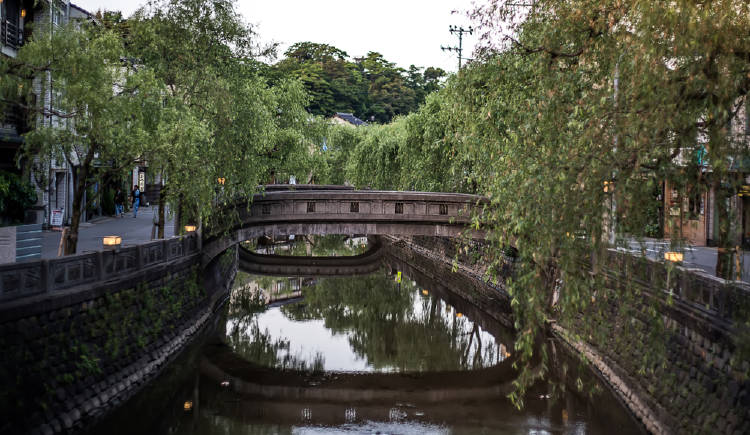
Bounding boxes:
[203,187,486,265]
[238,239,385,276]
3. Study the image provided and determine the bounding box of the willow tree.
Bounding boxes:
[457,0,750,401]
[0,21,162,254]
[127,0,311,235]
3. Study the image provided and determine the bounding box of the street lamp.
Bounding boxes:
[102,235,121,249]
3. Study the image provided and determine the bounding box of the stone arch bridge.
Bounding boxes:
[203,186,487,266]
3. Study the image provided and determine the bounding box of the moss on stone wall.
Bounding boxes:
[0,262,208,434]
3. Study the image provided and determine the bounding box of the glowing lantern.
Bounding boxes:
[102,235,121,248]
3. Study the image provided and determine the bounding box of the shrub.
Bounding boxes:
[0,171,37,225]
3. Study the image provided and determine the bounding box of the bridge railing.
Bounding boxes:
[0,234,199,302]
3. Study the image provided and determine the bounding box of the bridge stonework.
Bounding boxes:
[202,189,487,266]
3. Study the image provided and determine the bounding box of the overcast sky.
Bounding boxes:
[72,0,480,73]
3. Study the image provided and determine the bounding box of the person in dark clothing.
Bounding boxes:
[131,185,141,218]
[114,187,125,218]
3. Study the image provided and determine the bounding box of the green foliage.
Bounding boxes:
[345,120,407,189]
[272,42,446,123]
[0,171,37,225]
[1,17,166,252]
[338,0,750,406]
[128,0,314,231]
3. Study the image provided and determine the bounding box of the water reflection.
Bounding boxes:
[227,272,510,372]
[248,235,369,257]
[90,236,645,435]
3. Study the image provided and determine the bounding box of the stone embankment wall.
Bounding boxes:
[589,250,750,435]
[0,235,237,435]
[381,236,513,330]
[399,236,750,435]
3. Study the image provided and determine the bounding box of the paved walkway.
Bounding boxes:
[42,206,176,259]
[623,239,750,282]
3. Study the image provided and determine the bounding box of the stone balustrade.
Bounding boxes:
[0,234,199,305]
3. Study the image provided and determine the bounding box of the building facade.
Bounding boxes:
[664,96,750,247]
[1,1,99,227]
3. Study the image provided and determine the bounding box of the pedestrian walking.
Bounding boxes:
[114,187,125,218]
[131,185,141,218]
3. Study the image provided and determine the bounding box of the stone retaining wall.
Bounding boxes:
[402,235,750,435]
[0,238,237,435]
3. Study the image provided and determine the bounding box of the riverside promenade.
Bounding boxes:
[40,207,175,259]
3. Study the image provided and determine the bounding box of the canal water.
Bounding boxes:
[91,237,644,434]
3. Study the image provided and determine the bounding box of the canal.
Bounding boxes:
[90,236,644,434]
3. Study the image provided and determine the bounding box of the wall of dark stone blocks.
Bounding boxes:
[0,248,237,435]
[382,236,513,331]
[405,235,750,435]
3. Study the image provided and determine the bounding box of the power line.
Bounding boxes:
[441,25,473,70]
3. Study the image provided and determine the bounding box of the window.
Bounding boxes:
[307,202,315,213]
[439,204,448,215]
[350,202,359,213]
[688,192,703,220]
[395,203,403,214]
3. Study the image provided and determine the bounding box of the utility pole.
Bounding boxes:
[441,25,473,70]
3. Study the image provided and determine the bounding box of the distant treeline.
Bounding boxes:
[264,42,446,124]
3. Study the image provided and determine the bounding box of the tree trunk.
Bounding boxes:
[175,193,184,235]
[158,181,166,239]
[63,146,96,255]
[715,177,735,279]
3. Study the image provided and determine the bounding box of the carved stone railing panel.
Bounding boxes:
[166,238,184,259]
[102,246,138,276]
[141,240,165,267]
[50,253,98,291]
[0,262,42,298]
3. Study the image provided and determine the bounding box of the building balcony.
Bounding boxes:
[1,19,23,50]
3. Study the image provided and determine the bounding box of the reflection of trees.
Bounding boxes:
[253,235,367,257]
[226,319,325,373]
[280,272,503,371]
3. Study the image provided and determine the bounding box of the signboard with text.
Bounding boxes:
[50,209,64,227]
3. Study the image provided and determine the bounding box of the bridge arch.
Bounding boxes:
[203,187,487,266]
